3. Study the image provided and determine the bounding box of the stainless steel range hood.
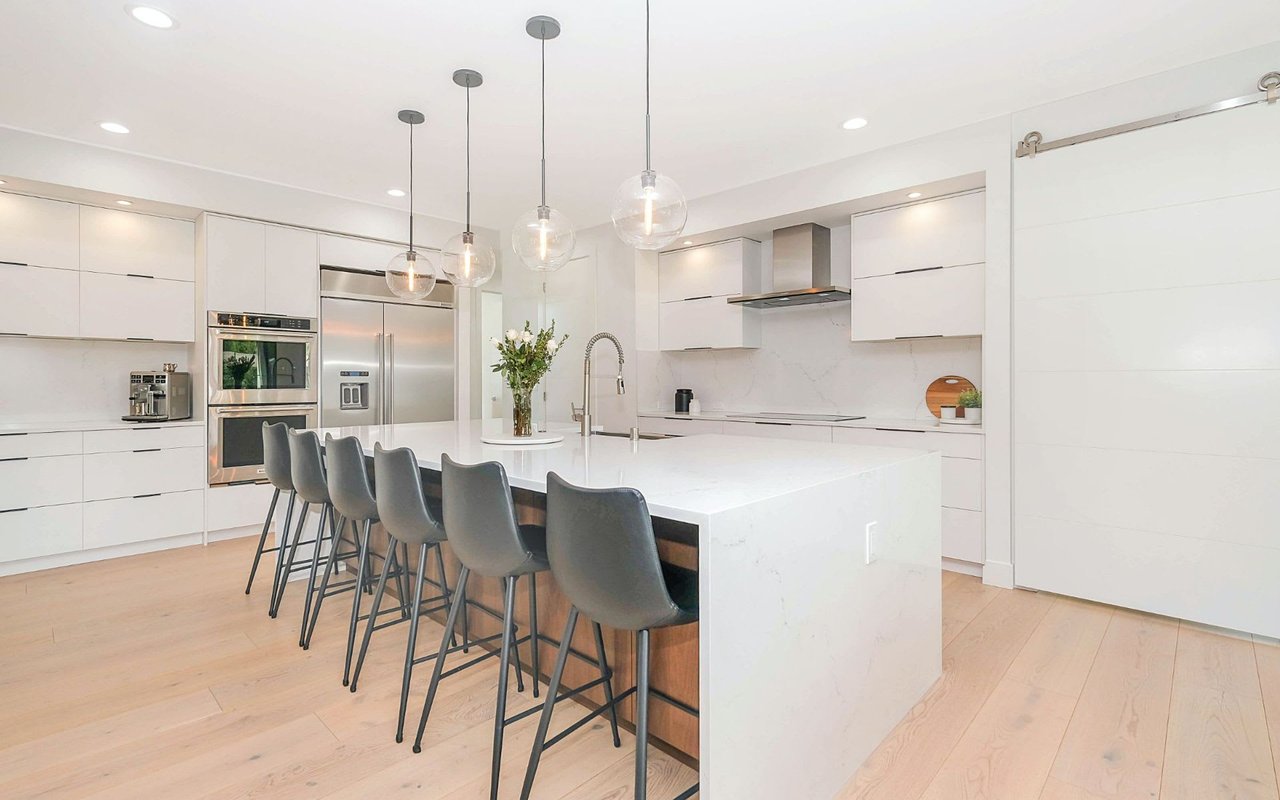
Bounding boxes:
[728,223,849,308]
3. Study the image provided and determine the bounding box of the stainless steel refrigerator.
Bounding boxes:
[319,268,455,427]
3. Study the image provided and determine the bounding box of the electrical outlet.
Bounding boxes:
[865,521,879,564]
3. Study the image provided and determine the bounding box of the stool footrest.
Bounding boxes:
[504,672,615,728]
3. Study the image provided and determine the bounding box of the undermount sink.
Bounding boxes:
[592,430,671,440]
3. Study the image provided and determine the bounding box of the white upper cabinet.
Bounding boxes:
[318,233,403,273]
[658,238,761,302]
[264,225,318,318]
[0,193,79,270]
[79,207,195,281]
[851,262,984,341]
[0,263,79,337]
[79,272,196,342]
[851,191,985,279]
[659,296,761,351]
[205,215,267,314]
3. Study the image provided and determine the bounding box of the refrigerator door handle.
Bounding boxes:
[386,333,395,425]
[375,332,385,425]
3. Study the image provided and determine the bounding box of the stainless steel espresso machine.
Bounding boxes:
[123,367,192,422]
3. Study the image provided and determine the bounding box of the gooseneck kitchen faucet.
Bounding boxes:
[578,332,625,437]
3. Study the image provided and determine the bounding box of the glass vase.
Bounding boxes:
[512,386,534,437]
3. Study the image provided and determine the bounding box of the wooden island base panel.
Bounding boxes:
[364,479,701,763]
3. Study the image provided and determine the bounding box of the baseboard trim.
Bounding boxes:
[0,533,204,577]
[942,557,983,578]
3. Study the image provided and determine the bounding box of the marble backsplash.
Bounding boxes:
[636,300,982,420]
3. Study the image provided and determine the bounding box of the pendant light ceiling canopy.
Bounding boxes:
[611,0,687,250]
[512,14,576,273]
[385,109,438,300]
[441,68,497,289]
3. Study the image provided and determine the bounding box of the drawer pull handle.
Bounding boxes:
[125,273,156,280]
[894,266,946,275]
[132,448,162,453]
[682,347,712,351]
[874,428,926,433]
[0,456,29,462]
[753,421,790,427]
[0,260,28,267]
[0,332,30,337]
[126,337,156,342]
[0,432,29,437]
[0,507,28,514]
[133,493,162,499]
[894,335,944,340]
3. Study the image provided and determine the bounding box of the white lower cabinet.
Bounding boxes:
[942,508,984,563]
[79,271,195,342]
[206,482,280,532]
[638,417,726,437]
[0,504,83,562]
[84,447,205,502]
[722,420,833,442]
[0,431,82,460]
[0,263,79,337]
[942,457,983,512]
[659,297,761,351]
[83,489,204,549]
[0,455,84,511]
[83,425,203,454]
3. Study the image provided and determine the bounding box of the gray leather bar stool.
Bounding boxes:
[275,428,358,644]
[302,434,411,668]
[244,422,298,598]
[412,455,619,800]
[349,443,466,743]
[521,472,700,800]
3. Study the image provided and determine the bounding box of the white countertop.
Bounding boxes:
[0,418,204,435]
[316,419,932,524]
[638,409,983,434]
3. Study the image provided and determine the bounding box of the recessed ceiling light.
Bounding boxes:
[682,240,693,246]
[128,5,175,29]
[841,117,868,131]
[907,191,923,199]
[0,180,6,185]
[100,121,130,134]
[386,188,406,197]
[116,199,133,206]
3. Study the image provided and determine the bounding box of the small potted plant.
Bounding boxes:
[491,321,569,437]
[957,388,982,424]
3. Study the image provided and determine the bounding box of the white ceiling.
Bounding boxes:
[2,1,1278,232]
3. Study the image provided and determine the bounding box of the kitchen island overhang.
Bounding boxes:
[315,420,942,799]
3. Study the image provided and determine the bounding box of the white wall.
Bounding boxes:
[1011,42,1280,637]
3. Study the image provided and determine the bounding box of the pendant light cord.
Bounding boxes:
[465,84,472,233]
[645,0,651,172]
[540,35,547,208]
[408,119,415,251]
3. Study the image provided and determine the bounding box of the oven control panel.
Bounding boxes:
[212,312,314,331]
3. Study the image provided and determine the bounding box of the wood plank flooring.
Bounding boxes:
[1,536,1277,799]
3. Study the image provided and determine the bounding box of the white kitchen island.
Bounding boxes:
[316,419,941,799]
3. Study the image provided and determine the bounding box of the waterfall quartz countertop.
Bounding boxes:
[317,419,943,799]
[638,409,983,434]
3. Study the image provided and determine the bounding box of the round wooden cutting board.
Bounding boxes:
[925,375,977,418]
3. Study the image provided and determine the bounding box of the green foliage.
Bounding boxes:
[958,388,982,408]
[490,321,570,394]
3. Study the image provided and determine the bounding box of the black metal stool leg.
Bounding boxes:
[343,519,372,687]
[490,575,520,800]
[519,606,579,800]
[395,542,429,743]
[593,621,622,747]
[267,491,297,609]
[299,504,333,645]
[635,628,651,800]
[434,544,458,649]
[412,565,471,753]
[244,488,280,594]
[395,541,411,620]
[270,500,310,618]
[350,536,397,692]
[529,572,541,698]
[460,566,471,653]
[302,514,348,649]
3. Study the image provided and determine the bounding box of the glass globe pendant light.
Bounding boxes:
[611,0,687,250]
[512,15,575,272]
[441,69,496,288]
[385,109,438,300]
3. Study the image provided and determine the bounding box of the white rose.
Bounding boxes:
[505,329,518,341]
[522,331,534,343]
[546,339,558,352]
[489,336,500,347]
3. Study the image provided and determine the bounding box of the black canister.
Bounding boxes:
[674,388,694,414]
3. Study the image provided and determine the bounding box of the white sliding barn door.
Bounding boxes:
[1012,104,1280,638]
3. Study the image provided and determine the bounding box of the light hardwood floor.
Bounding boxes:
[1,538,1277,799]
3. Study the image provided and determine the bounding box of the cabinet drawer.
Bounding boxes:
[318,233,402,273]
[83,425,203,454]
[942,457,983,511]
[0,455,84,510]
[851,192,985,279]
[206,481,280,532]
[79,272,195,342]
[638,417,726,437]
[659,297,760,351]
[722,420,833,442]
[0,431,82,459]
[83,489,204,549]
[79,206,195,281]
[832,426,981,459]
[84,447,205,501]
[658,239,761,302]
[942,507,984,563]
[851,262,984,341]
[0,262,79,337]
[0,193,80,270]
[0,504,83,562]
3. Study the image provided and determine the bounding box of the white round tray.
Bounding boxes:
[480,431,566,446]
